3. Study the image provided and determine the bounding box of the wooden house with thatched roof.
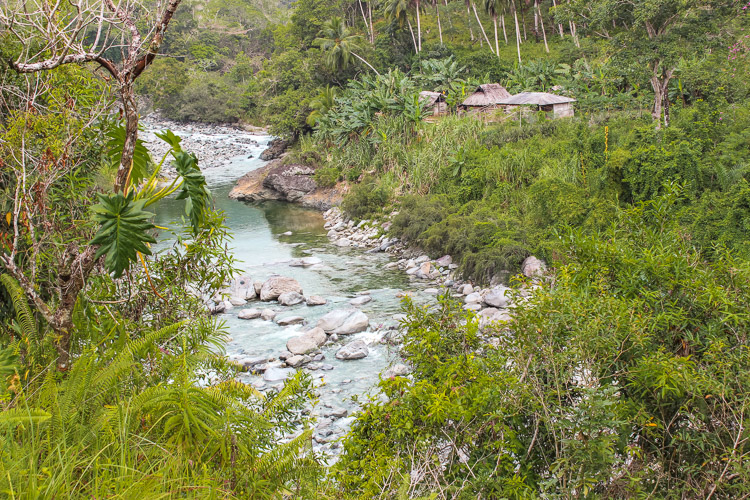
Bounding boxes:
[459,84,512,115]
[419,91,448,118]
[497,92,576,118]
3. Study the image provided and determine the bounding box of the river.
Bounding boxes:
[148,124,433,452]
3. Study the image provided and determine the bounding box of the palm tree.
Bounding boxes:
[483,0,501,59]
[307,86,339,126]
[314,17,380,75]
[385,0,424,53]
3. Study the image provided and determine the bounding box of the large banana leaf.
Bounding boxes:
[90,191,156,278]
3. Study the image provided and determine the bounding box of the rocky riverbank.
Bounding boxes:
[229,158,346,210]
[322,206,547,338]
[140,114,271,177]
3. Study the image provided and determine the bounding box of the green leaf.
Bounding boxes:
[105,124,153,185]
[155,129,183,152]
[173,151,211,234]
[90,191,156,278]
[0,408,51,426]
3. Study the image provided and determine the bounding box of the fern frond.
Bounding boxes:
[92,322,184,389]
[0,407,50,425]
[0,274,39,342]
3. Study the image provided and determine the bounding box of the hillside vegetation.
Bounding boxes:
[2,0,750,497]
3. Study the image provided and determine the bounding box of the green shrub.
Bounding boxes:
[340,180,391,221]
[314,165,341,188]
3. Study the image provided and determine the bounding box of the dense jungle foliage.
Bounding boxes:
[2,0,750,497]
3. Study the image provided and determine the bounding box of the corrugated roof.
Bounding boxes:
[419,91,445,106]
[497,92,576,105]
[461,83,512,107]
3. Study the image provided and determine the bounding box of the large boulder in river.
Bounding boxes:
[260,276,303,301]
[278,291,305,306]
[229,158,345,210]
[287,327,327,355]
[262,163,317,202]
[259,138,289,161]
[336,340,369,360]
[316,309,369,335]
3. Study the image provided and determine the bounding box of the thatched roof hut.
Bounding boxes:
[497,92,576,118]
[460,84,512,109]
[419,91,448,117]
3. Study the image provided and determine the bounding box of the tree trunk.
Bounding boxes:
[650,65,675,129]
[493,14,500,58]
[116,82,139,193]
[416,0,422,52]
[537,2,549,52]
[501,12,508,43]
[473,3,495,54]
[552,0,564,38]
[369,1,374,43]
[408,19,419,53]
[467,3,475,41]
[534,0,539,39]
[436,1,443,44]
[513,3,522,64]
[51,244,99,371]
[352,52,381,75]
[358,0,370,39]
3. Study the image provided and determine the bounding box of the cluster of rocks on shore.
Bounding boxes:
[140,114,268,177]
[322,206,548,339]
[209,272,388,373]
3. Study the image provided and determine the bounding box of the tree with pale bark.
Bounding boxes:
[561,0,733,129]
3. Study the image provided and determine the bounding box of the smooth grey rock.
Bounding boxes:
[349,295,372,306]
[415,255,430,264]
[286,327,327,355]
[424,288,439,295]
[241,356,267,371]
[253,280,264,296]
[238,308,261,320]
[316,309,353,332]
[436,255,452,267]
[302,256,322,266]
[464,292,483,304]
[306,295,327,306]
[461,284,474,295]
[260,309,277,321]
[332,311,369,335]
[321,364,334,371]
[463,303,482,311]
[278,291,305,306]
[484,287,510,308]
[335,340,369,360]
[522,256,546,278]
[263,367,293,382]
[243,287,257,300]
[276,316,305,326]
[286,355,309,368]
[260,276,303,301]
[334,238,352,247]
[324,407,348,418]
[383,363,410,378]
[419,261,432,276]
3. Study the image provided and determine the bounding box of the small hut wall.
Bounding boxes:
[553,102,574,118]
